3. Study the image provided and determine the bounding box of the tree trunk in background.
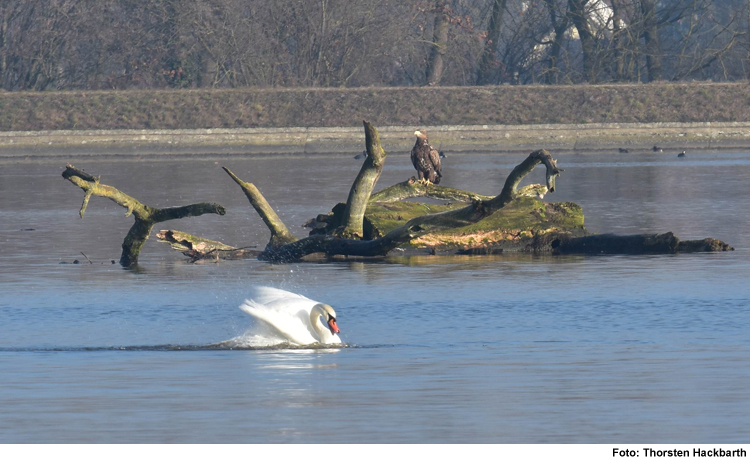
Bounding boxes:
[426,1,449,85]
[567,0,597,83]
[543,0,570,84]
[640,0,663,82]
[610,0,626,81]
[476,0,507,85]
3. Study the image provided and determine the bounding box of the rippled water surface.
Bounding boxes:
[1,150,749,443]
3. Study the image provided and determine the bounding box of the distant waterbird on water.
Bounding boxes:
[653,145,663,152]
[619,148,629,153]
[677,151,686,158]
[353,150,367,160]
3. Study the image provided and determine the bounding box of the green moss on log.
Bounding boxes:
[363,197,586,249]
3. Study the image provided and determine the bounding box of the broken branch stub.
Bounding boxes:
[222,167,297,250]
[62,164,226,267]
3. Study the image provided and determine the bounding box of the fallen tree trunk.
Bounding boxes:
[62,164,226,267]
[248,149,563,261]
[457,232,733,255]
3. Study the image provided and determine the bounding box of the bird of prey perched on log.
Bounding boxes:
[410,129,442,184]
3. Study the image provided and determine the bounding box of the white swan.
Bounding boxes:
[240,287,342,346]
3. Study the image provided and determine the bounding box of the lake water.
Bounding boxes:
[1,150,748,443]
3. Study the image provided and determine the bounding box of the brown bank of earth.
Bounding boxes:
[2,82,750,132]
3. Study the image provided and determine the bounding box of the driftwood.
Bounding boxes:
[63,121,732,265]
[552,232,733,254]
[62,164,225,266]
[221,147,564,262]
[457,231,733,255]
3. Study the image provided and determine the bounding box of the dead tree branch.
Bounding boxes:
[222,166,296,249]
[335,120,387,238]
[62,164,226,267]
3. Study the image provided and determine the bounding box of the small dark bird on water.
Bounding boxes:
[653,145,663,152]
[677,151,686,157]
[439,150,447,160]
[619,148,629,153]
[353,150,366,160]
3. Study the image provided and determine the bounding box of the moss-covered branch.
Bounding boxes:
[63,165,151,220]
[370,178,492,203]
[336,120,387,238]
[370,179,549,204]
[62,164,226,267]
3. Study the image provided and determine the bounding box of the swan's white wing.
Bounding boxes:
[239,300,317,346]
[252,287,320,335]
[249,286,317,306]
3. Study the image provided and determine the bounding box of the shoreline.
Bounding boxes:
[1,122,750,159]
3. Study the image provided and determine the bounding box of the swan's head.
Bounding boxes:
[312,303,340,334]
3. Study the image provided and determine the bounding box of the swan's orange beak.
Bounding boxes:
[327,318,340,334]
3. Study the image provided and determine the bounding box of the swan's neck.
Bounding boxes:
[309,311,328,337]
[309,305,338,343]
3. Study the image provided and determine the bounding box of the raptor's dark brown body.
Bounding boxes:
[410,130,442,184]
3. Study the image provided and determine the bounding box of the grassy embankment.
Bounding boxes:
[1,82,749,131]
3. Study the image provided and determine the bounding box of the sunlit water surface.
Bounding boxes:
[0,150,748,443]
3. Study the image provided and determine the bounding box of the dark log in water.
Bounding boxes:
[457,232,733,255]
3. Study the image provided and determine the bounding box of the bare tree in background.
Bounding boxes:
[1,0,750,90]
[541,0,572,84]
